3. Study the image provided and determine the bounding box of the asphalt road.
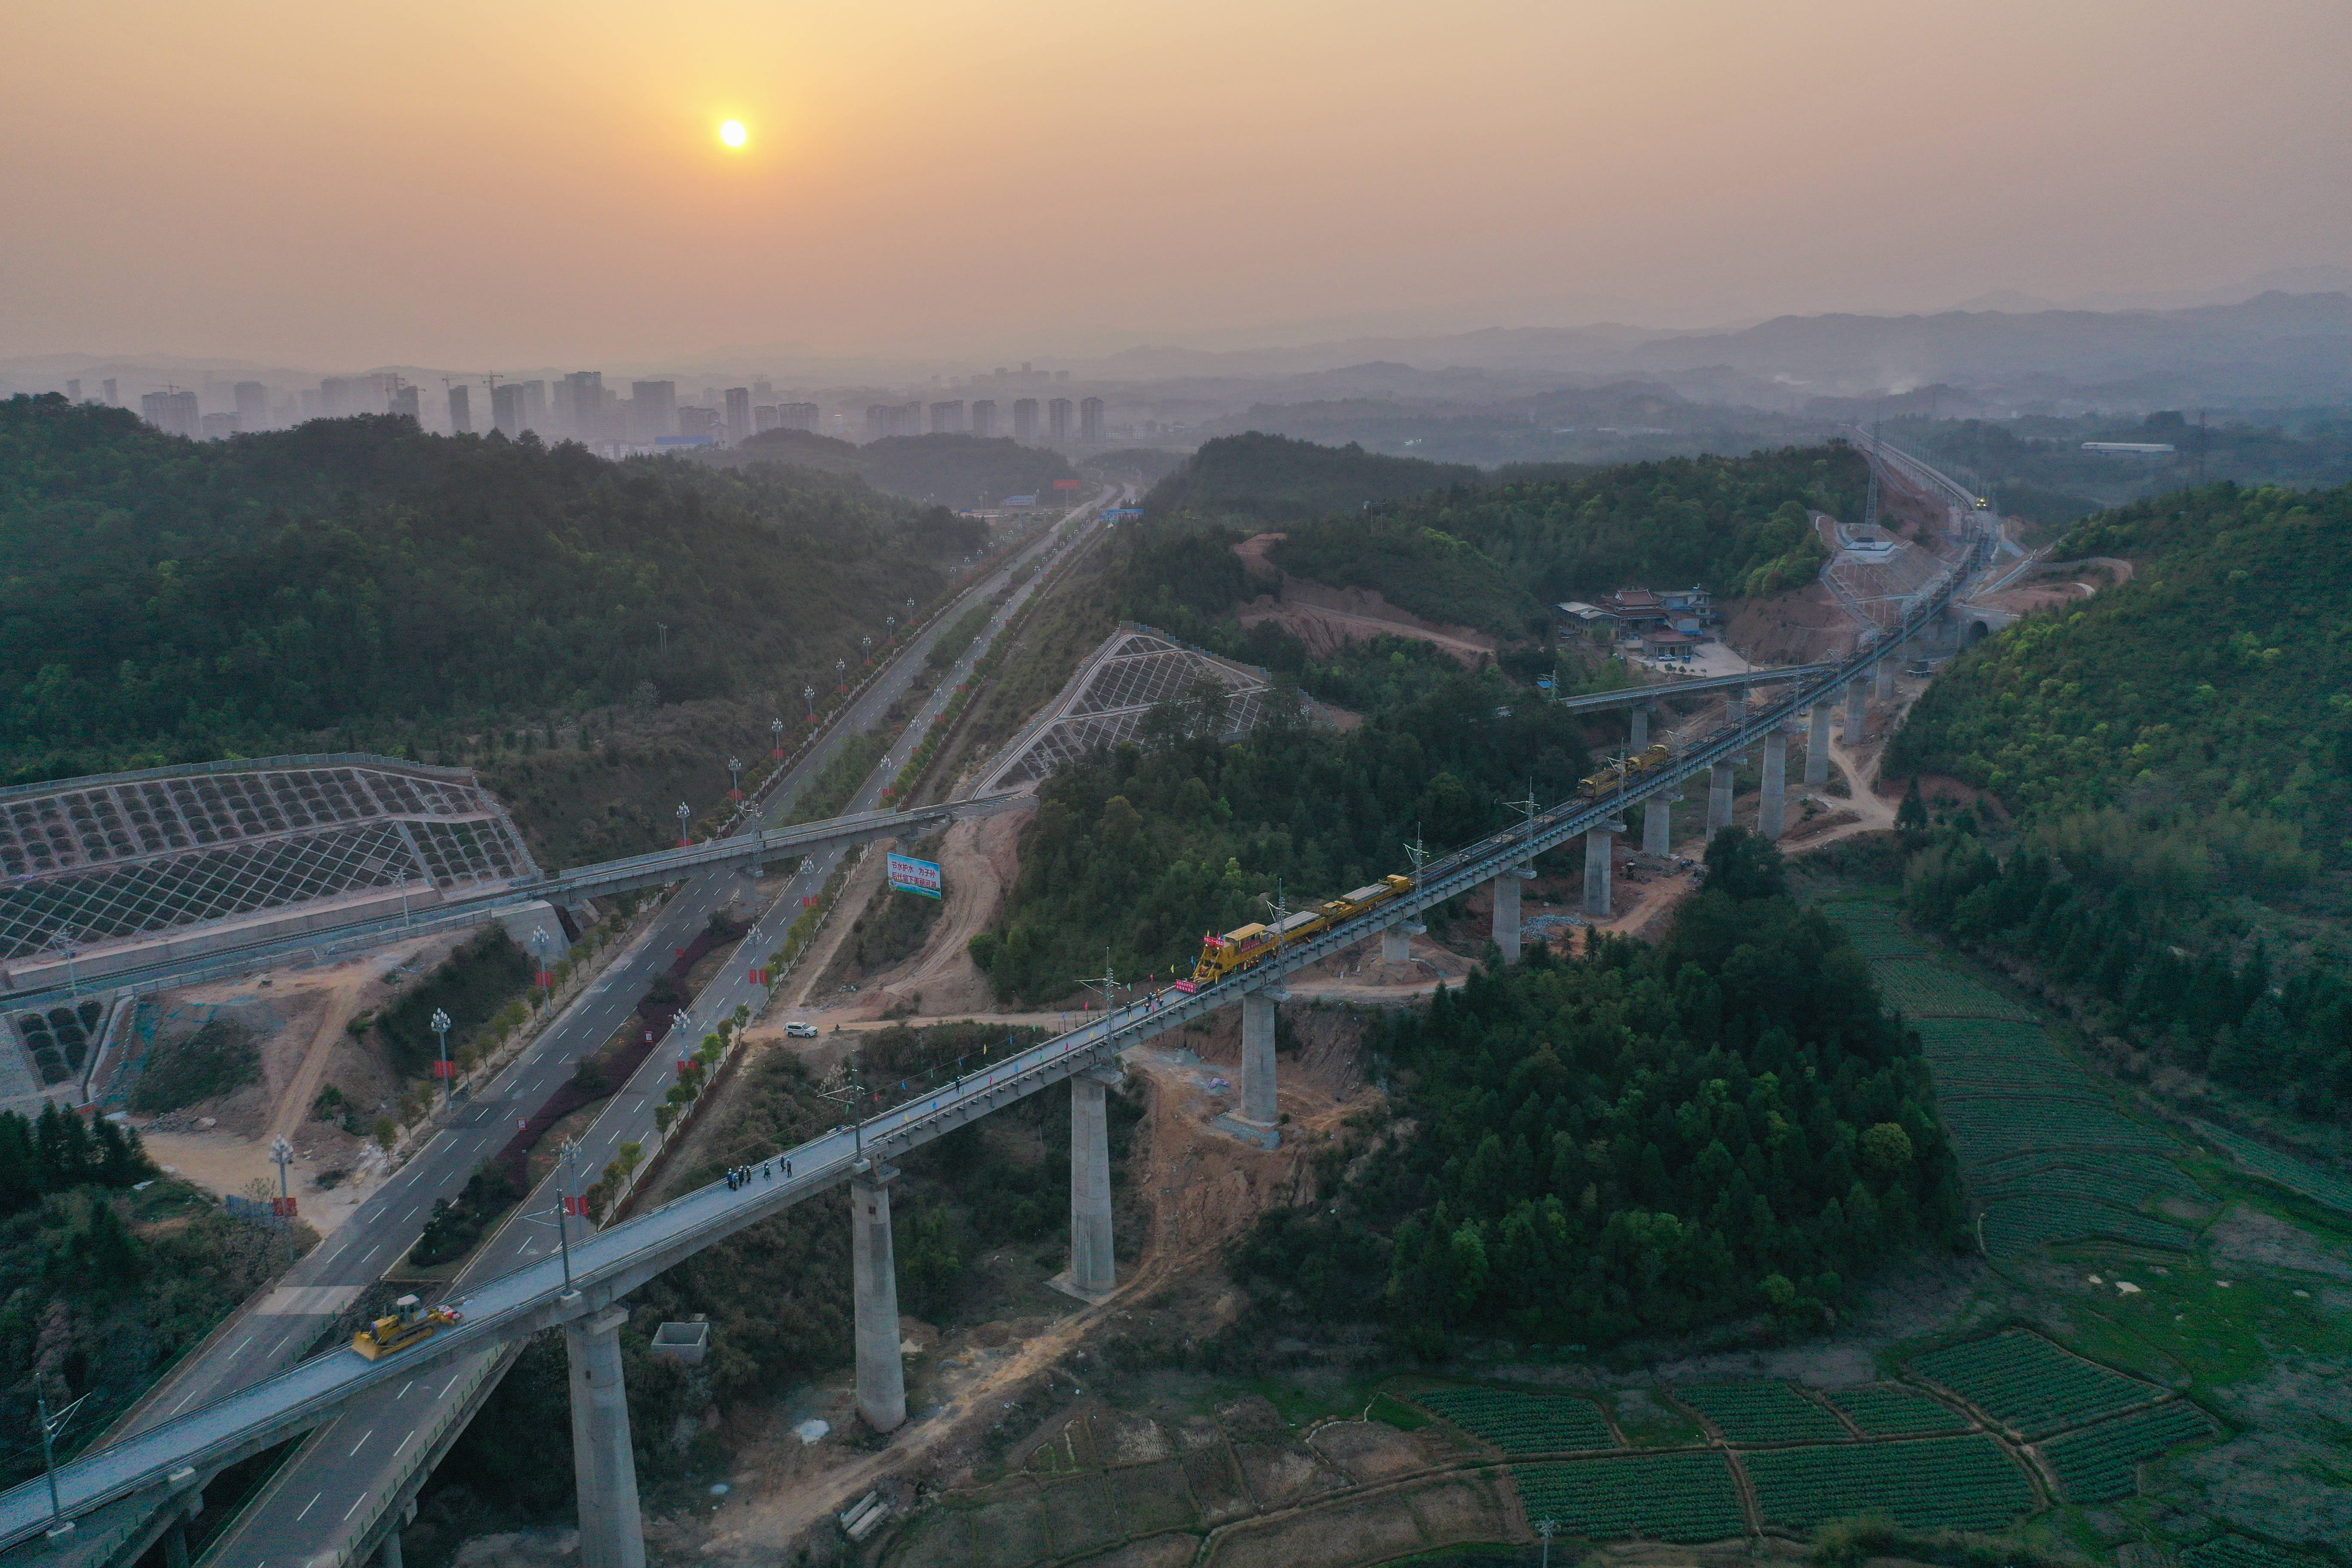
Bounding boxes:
[192,489,1118,1568]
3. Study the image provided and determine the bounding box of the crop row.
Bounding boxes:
[2180,1535,2308,1568]
[1909,1330,2161,1438]
[1873,960,2039,1020]
[2194,1121,2352,1218]
[1744,1435,2036,1533]
[1936,1095,2177,1165]
[1825,1386,1971,1438]
[1671,1383,1847,1445]
[1974,1149,2202,1201]
[1981,1193,2195,1261]
[2041,1400,2221,1503]
[1513,1452,1745,1544]
[1822,902,1929,958]
[1410,1388,1614,1454]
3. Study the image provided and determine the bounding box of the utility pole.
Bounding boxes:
[1402,827,1430,895]
[1078,949,1123,1012]
[35,1384,87,1537]
[557,1137,580,1289]
[820,1056,871,1161]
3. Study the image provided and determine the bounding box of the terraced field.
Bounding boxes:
[2192,1121,2352,1219]
[1821,900,2207,1265]
[2180,1536,2315,1568]
[1512,1452,1746,1544]
[1743,1435,2037,1532]
[1909,1330,2162,1439]
[2042,1401,2224,1503]
[1671,1382,1848,1444]
[1409,1387,1614,1454]
[1825,1385,1972,1437]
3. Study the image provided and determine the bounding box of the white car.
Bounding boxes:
[784,1022,819,1038]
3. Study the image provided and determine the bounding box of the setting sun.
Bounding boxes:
[718,118,747,148]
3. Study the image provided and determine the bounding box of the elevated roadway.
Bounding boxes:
[0,514,1982,1557]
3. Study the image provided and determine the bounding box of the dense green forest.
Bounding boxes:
[1226,831,1967,1353]
[702,429,1077,507]
[971,680,1589,1004]
[1142,432,1482,526]
[2,1107,308,1485]
[1265,444,1865,635]
[0,396,976,784]
[1889,479,2352,1123]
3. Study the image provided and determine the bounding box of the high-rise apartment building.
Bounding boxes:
[724,387,751,445]
[319,374,393,418]
[753,405,780,435]
[66,380,81,402]
[751,379,774,404]
[200,413,238,441]
[519,380,547,433]
[970,399,999,438]
[1013,398,1040,441]
[390,385,420,423]
[631,380,677,441]
[491,383,527,438]
[233,381,269,431]
[928,400,965,435]
[1078,396,1105,443]
[101,378,119,406]
[141,389,200,438]
[447,385,473,436]
[678,406,722,442]
[1047,397,1074,443]
[558,372,606,438]
[777,402,820,432]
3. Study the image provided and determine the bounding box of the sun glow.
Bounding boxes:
[718,119,747,148]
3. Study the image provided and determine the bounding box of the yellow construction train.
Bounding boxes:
[1577,743,1672,799]
[1173,874,1414,992]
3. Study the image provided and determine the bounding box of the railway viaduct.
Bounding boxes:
[0,522,1988,1568]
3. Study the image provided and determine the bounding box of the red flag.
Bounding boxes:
[564,1195,590,1216]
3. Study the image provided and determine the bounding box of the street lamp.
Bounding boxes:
[835,658,847,692]
[557,1137,581,1290]
[530,927,555,993]
[677,801,693,847]
[727,755,743,803]
[397,870,412,928]
[860,634,872,662]
[270,1134,296,1216]
[802,684,816,724]
[430,1008,453,1104]
[885,614,896,641]
[771,716,785,759]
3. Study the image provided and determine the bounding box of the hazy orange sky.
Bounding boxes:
[6,0,2347,368]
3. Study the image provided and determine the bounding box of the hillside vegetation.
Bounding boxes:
[1229,831,1966,1351]
[703,429,1076,507]
[1265,444,1865,636]
[1890,480,2352,1125]
[0,396,972,784]
[1143,432,1482,526]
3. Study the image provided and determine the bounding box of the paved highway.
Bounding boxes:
[186,488,1120,1568]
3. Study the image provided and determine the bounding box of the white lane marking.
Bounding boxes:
[349,1428,372,1456]
[394,1429,414,1455]
[294,1492,322,1520]
[439,1371,462,1398]
[343,1493,368,1519]
[395,1380,415,1400]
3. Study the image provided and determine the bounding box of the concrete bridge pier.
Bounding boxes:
[1726,684,1749,726]
[1066,1066,1120,1298]
[851,1166,907,1433]
[497,900,569,970]
[1583,825,1618,918]
[1843,677,1867,746]
[1642,793,1675,857]
[1874,652,1898,703]
[565,1302,646,1568]
[1708,760,1737,832]
[1491,864,1534,959]
[1630,702,1657,750]
[1240,988,1281,1135]
[1758,727,1788,840]
[1805,701,1832,786]
[1379,922,1422,965]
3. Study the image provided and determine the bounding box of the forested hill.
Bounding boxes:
[1890,481,2352,844]
[1142,432,1482,526]
[701,429,1077,507]
[1890,480,2352,1127]
[1266,444,1865,637]
[0,396,974,783]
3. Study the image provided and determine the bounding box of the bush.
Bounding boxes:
[131,1020,260,1112]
